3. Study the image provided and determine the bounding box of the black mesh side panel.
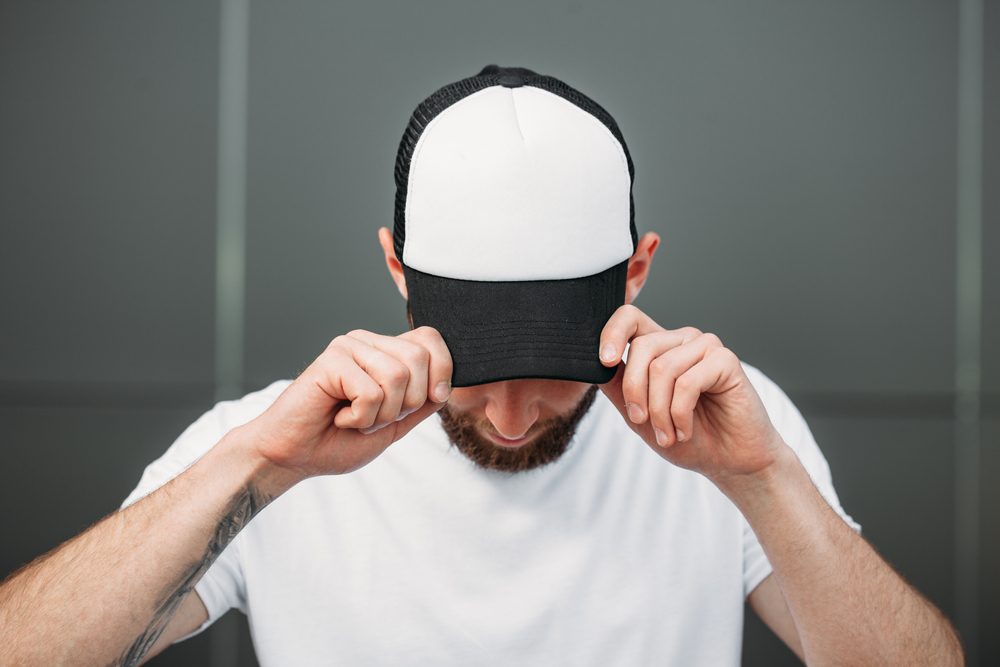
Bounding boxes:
[393,65,637,262]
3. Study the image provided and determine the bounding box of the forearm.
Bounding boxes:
[717,445,963,666]
[0,425,298,666]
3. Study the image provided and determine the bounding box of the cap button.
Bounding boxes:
[497,72,526,88]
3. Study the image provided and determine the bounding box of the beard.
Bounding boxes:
[437,384,599,473]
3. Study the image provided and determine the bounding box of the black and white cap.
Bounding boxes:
[393,65,637,387]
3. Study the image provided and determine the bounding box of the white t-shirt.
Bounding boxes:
[121,362,859,666]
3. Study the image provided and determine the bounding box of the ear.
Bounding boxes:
[624,231,661,305]
[378,226,408,300]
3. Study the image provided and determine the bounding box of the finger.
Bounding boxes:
[670,346,741,441]
[601,362,662,449]
[647,333,723,446]
[386,397,446,442]
[314,352,385,430]
[333,336,410,429]
[401,326,454,403]
[598,304,671,366]
[619,329,700,425]
[346,329,429,415]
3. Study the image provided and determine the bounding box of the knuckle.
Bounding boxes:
[700,332,723,348]
[628,334,649,356]
[387,361,410,384]
[681,326,702,338]
[401,396,422,412]
[649,413,671,432]
[360,384,384,405]
[621,381,646,406]
[670,396,689,419]
[439,357,454,381]
[405,342,430,367]
[649,355,676,376]
[413,325,440,340]
[346,328,369,339]
[712,346,739,365]
[621,386,642,405]
[432,345,454,373]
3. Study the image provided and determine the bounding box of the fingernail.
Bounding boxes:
[626,402,644,423]
[600,344,617,363]
[654,428,667,447]
[676,429,687,442]
[434,381,452,402]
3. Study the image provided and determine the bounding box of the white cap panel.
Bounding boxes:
[403,85,632,281]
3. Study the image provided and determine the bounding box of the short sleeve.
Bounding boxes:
[739,363,861,598]
[119,380,290,642]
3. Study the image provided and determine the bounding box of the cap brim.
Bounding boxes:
[403,260,627,387]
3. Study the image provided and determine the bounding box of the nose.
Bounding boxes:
[483,380,540,440]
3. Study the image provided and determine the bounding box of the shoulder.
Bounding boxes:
[120,379,292,508]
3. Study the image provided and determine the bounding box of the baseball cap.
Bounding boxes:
[393,64,637,387]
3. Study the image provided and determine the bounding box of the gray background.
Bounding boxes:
[0,1,995,665]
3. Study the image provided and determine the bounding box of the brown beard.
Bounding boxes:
[437,384,599,473]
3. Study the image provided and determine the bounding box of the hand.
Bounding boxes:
[238,326,454,484]
[597,304,787,485]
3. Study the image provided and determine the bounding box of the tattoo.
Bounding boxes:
[113,484,270,667]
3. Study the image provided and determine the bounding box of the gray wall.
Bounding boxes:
[1,1,995,665]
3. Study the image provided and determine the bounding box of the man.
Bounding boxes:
[0,65,962,666]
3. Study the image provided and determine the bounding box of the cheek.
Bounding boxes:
[538,383,594,416]
[444,388,481,413]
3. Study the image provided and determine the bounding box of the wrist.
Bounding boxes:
[213,424,306,503]
[711,438,800,508]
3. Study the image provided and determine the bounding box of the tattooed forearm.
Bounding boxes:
[113,483,272,667]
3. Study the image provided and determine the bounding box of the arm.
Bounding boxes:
[595,304,963,666]
[0,428,288,666]
[142,589,210,662]
[0,327,453,666]
[748,574,804,662]
[726,448,963,666]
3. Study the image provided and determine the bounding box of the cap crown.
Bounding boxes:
[393,66,637,282]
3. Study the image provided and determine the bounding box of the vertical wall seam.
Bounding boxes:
[212,1,249,666]
[215,0,249,405]
[955,0,983,662]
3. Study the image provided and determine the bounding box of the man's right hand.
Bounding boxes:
[240,326,454,484]
[0,326,453,667]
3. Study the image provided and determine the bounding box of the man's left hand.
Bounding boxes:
[598,304,787,484]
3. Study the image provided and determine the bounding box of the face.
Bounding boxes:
[405,301,599,472]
